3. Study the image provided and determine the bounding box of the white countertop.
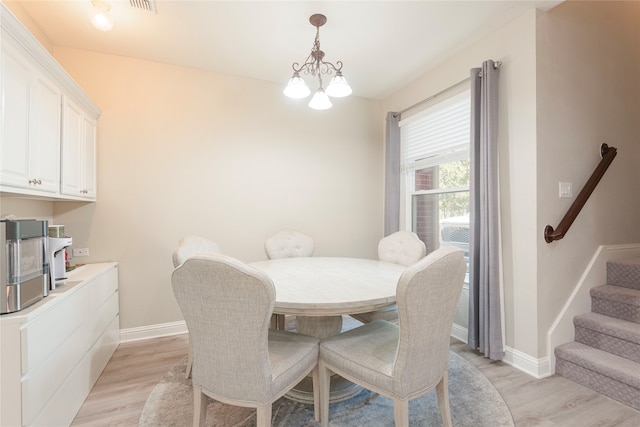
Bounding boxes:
[0,262,117,324]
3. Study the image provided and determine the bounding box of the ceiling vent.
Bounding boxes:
[129,0,157,14]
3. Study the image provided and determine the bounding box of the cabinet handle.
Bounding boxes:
[29,179,42,185]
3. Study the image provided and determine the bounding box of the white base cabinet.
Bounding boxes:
[0,263,119,427]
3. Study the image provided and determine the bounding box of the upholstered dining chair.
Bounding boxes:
[319,245,466,427]
[172,253,320,427]
[172,235,222,379]
[264,229,315,329]
[351,230,426,324]
[172,235,222,268]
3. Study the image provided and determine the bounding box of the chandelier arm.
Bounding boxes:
[284,13,350,108]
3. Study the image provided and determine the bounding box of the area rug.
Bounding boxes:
[139,351,514,426]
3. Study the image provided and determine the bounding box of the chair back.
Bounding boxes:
[172,235,221,267]
[264,229,314,259]
[378,231,426,266]
[392,245,466,397]
[171,253,275,403]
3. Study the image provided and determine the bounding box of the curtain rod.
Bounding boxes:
[393,61,501,118]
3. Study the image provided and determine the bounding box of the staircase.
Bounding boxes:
[555,257,640,411]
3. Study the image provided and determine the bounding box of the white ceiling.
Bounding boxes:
[8,0,563,100]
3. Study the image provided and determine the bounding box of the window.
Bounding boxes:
[400,89,470,256]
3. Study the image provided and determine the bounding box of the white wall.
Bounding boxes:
[383,10,540,357]
[536,0,640,354]
[4,0,638,364]
[384,1,640,364]
[41,48,384,330]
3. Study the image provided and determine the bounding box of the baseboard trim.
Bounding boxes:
[451,323,468,344]
[121,320,472,346]
[119,320,187,343]
[121,321,472,345]
[118,320,552,378]
[504,345,550,379]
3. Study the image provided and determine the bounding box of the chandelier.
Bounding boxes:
[283,14,352,110]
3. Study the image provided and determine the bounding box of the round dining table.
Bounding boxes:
[249,256,406,403]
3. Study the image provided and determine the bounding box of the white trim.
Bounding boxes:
[546,243,640,374]
[503,346,550,379]
[119,320,187,343]
[451,323,468,343]
[118,320,556,380]
[120,319,471,347]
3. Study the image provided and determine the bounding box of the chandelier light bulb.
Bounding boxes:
[308,89,332,110]
[284,14,351,109]
[325,72,352,98]
[283,73,311,99]
[91,0,114,32]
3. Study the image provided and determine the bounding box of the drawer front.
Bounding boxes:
[20,285,89,374]
[90,291,119,346]
[21,317,88,425]
[28,316,119,427]
[89,266,118,312]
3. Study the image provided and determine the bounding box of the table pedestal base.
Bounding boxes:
[284,315,363,404]
[286,374,362,404]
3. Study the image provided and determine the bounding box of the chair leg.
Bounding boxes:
[319,360,331,427]
[193,387,207,427]
[311,365,320,422]
[277,314,285,330]
[256,404,272,427]
[436,371,452,427]
[185,337,193,379]
[270,314,277,329]
[393,398,409,427]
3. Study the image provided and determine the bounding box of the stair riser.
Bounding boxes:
[592,298,640,324]
[607,261,640,290]
[575,327,640,363]
[556,358,640,411]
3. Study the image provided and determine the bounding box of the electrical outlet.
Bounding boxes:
[73,248,90,257]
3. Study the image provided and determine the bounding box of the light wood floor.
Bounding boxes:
[72,325,640,426]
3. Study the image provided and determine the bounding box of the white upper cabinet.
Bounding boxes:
[0,43,61,195]
[0,3,100,201]
[61,97,97,200]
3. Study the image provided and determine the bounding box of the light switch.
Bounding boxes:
[559,182,573,198]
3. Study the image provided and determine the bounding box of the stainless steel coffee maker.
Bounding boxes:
[1,219,49,314]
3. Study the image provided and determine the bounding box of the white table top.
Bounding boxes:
[249,257,406,316]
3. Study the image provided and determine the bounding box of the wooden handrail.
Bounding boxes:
[544,144,617,243]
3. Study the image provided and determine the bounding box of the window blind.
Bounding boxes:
[399,89,470,168]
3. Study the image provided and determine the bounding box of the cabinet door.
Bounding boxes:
[61,97,83,196]
[0,44,61,194]
[61,97,97,200]
[1,43,31,187]
[82,115,97,199]
[29,72,61,194]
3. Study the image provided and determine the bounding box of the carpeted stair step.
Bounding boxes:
[555,341,640,411]
[607,258,640,290]
[574,313,640,363]
[591,285,640,324]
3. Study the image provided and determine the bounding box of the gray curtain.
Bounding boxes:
[384,112,401,236]
[468,60,504,360]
